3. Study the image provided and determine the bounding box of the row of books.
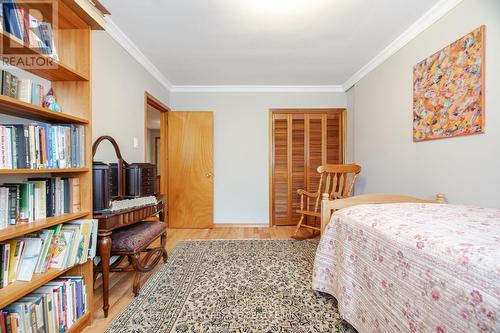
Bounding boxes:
[0,177,81,229]
[0,124,85,170]
[2,70,45,107]
[0,219,97,288]
[1,1,59,60]
[1,276,86,333]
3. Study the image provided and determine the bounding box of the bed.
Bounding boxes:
[312,194,500,333]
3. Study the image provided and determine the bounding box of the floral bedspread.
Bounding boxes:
[312,203,500,333]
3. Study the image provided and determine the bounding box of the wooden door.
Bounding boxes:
[168,112,214,228]
[270,109,345,226]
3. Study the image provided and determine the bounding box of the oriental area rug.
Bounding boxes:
[105,240,355,333]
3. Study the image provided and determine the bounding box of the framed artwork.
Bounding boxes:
[413,25,485,142]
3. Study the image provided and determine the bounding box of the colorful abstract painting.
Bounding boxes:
[413,26,485,142]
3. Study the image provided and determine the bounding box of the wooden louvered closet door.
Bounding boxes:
[270,109,345,226]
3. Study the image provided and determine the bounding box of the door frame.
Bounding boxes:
[144,92,170,198]
[268,108,347,226]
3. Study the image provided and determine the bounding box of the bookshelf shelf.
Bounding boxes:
[0,212,89,242]
[0,167,89,174]
[0,30,89,81]
[0,264,78,308]
[0,95,89,124]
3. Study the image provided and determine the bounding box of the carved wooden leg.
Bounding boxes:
[98,231,112,318]
[130,254,142,296]
[160,232,168,263]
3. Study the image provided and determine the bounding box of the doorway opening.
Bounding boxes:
[144,92,170,200]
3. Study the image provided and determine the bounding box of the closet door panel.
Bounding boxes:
[290,115,305,224]
[272,115,290,225]
[307,115,323,194]
[326,113,343,164]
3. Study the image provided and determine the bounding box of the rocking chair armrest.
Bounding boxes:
[296,189,319,197]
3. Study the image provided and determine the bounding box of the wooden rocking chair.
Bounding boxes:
[293,164,361,238]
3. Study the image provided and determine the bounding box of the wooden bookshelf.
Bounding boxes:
[0,265,81,308]
[0,167,89,174]
[0,30,89,81]
[0,212,89,242]
[0,95,89,124]
[0,0,108,331]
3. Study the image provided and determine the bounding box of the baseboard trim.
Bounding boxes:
[213,223,273,228]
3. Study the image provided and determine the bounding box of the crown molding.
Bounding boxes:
[341,0,464,91]
[104,18,172,90]
[169,85,344,93]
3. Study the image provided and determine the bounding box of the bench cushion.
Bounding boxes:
[111,221,167,253]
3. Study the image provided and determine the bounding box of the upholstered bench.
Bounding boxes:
[100,221,168,296]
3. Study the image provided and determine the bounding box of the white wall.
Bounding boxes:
[345,87,355,164]
[353,0,500,208]
[170,92,347,224]
[92,31,169,163]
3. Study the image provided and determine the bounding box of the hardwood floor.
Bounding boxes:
[84,225,297,333]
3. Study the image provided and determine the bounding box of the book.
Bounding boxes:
[0,188,9,229]
[4,302,29,333]
[4,127,12,169]
[7,239,21,284]
[32,287,58,333]
[2,2,23,41]
[4,125,27,169]
[30,84,43,106]
[49,228,72,270]
[88,220,98,260]
[65,220,92,265]
[2,185,19,225]
[16,79,31,104]
[19,296,44,333]
[27,14,46,52]
[37,229,55,273]
[42,225,61,273]
[68,178,80,213]
[0,243,10,288]
[29,181,46,220]
[0,312,6,333]
[29,291,55,333]
[38,22,58,61]
[7,313,20,333]
[24,229,54,274]
[16,237,42,281]
[14,7,28,44]
[1,71,19,99]
[60,225,80,268]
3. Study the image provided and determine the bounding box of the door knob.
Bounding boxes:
[206,172,213,178]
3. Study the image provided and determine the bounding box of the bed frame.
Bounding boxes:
[320,193,446,233]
